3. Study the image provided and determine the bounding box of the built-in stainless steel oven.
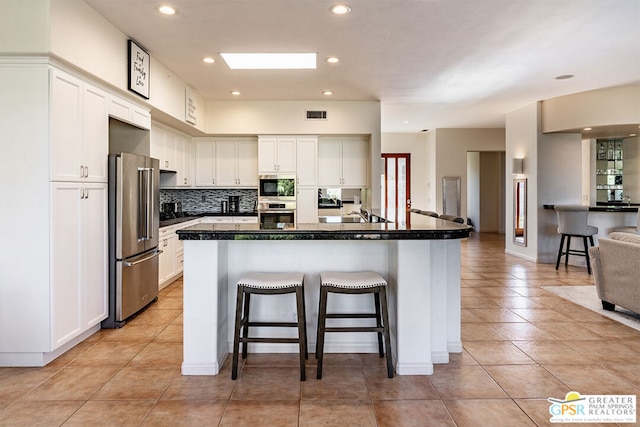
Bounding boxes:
[259,175,296,199]
[258,201,296,226]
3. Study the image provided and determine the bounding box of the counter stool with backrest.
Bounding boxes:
[316,271,393,379]
[231,272,307,381]
[554,205,598,274]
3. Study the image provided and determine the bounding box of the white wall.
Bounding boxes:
[433,128,505,220]
[541,86,640,132]
[48,0,207,133]
[381,133,428,210]
[425,131,437,211]
[0,0,50,54]
[467,152,480,229]
[505,103,539,261]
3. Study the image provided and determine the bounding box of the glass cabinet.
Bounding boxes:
[596,139,624,203]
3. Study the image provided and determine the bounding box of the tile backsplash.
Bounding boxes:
[160,189,258,213]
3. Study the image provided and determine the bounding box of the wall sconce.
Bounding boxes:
[512,158,524,174]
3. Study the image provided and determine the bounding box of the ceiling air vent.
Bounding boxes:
[306,110,327,120]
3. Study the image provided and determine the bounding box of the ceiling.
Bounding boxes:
[83,0,640,134]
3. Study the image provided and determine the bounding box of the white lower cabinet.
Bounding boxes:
[159,219,201,288]
[51,182,108,349]
[297,187,318,223]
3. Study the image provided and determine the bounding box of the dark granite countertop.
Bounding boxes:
[543,204,638,213]
[160,211,257,228]
[176,214,471,241]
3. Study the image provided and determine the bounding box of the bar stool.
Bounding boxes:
[231,272,307,381]
[316,271,393,379]
[419,210,439,218]
[554,205,598,274]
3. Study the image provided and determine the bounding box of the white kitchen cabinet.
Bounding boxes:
[196,139,257,188]
[108,94,151,130]
[159,231,176,286]
[175,135,191,187]
[296,137,318,186]
[151,125,176,171]
[194,140,216,186]
[51,182,108,348]
[258,137,296,173]
[50,69,108,183]
[233,216,259,224]
[216,141,258,187]
[318,138,368,188]
[297,187,318,223]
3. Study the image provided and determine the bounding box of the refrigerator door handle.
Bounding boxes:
[146,167,154,240]
[123,249,163,267]
[137,168,146,241]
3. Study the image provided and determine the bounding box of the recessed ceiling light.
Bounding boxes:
[330,4,351,15]
[326,57,340,64]
[230,91,241,96]
[220,53,316,69]
[202,57,215,64]
[403,120,409,124]
[583,127,592,131]
[322,91,333,96]
[555,74,574,80]
[158,5,176,15]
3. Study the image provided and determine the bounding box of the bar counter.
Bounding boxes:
[177,215,471,376]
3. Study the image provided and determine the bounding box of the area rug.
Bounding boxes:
[542,286,640,332]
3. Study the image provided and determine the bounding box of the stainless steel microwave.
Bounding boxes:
[258,175,296,199]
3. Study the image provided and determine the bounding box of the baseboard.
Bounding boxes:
[396,362,434,375]
[181,361,220,375]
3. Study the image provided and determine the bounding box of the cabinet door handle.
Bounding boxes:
[85,166,89,178]
[85,188,89,199]
[80,188,85,199]
[80,165,84,178]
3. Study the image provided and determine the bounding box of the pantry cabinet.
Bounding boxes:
[51,182,108,348]
[318,138,368,188]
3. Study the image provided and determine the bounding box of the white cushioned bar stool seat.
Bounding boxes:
[554,205,598,274]
[232,272,308,381]
[316,271,393,379]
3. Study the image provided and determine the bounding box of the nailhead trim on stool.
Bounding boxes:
[232,272,308,381]
[316,271,394,379]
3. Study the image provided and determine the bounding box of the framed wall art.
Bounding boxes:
[128,39,150,99]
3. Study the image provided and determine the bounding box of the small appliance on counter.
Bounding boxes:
[229,196,240,213]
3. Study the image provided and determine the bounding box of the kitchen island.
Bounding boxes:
[177,214,471,376]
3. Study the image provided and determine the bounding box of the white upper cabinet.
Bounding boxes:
[152,123,192,187]
[175,135,191,187]
[258,137,296,173]
[50,69,108,183]
[194,140,215,186]
[318,138,368,188]
[296,137,318,187]
[236,141,259,186]
[196,139,258,187]
[108,95,151,130]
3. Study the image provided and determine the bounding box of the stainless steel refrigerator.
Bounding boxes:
[103,153,160,328]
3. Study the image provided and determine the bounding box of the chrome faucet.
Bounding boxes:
[348,210,368,222]
[622,195,631,207]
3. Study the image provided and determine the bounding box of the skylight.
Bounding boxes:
[220,53,316,70]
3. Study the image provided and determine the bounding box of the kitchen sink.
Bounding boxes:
[318,216,364,223]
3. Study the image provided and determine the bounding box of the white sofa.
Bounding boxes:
[588,232,640,314]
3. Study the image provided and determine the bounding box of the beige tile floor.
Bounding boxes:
[1,233,639,426]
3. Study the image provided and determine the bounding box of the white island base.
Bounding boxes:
[181,239,462,376]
